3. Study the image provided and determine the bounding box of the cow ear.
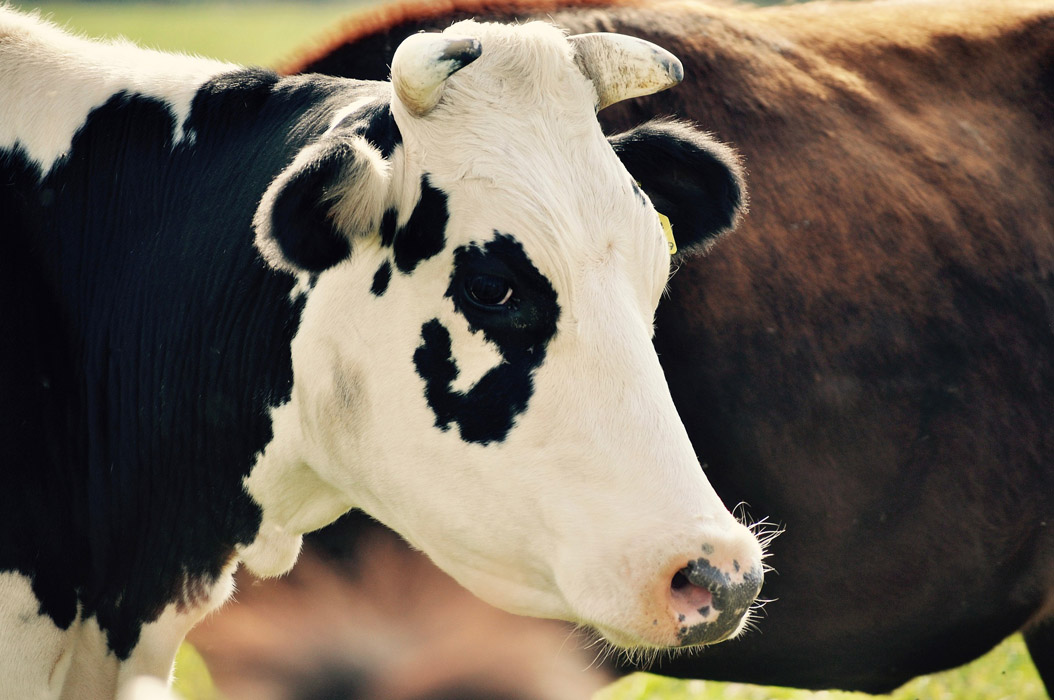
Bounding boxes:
[608,120,746,255]
[254,135,391,273]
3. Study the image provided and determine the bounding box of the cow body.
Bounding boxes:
[289,0,1054,693]
[1,8,763,697]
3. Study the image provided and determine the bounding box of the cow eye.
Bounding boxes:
[465,274,513,309]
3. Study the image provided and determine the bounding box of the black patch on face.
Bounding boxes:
[391,176,449,275]
[371,260,392,296]
[379,208,398,248]
[413,319,538,444]
[412,234,559,444]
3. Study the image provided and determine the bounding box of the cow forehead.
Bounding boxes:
[438,172,667,272]
[391,21,604,167]
[383,23,667,278]
[439,20,597,115]
[391,153,668,308]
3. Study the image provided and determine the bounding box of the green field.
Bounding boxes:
[16,2,376,66]
[14,3,1046,698]
[597,634,1045,700]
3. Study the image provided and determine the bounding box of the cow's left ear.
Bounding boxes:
[254,134,391,274]
[608,119,747,255]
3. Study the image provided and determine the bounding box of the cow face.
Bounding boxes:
[244,20,764,650]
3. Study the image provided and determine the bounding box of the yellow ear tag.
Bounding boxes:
[658,211,677,255]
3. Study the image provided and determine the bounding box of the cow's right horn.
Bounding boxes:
[568,33,684,112]
[391,33,482,117]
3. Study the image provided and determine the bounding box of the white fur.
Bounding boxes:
[0,572,72,699]
[117,677,181,700]
[0,568,233,700]
[0,7,234,173]
[244,19,763,650]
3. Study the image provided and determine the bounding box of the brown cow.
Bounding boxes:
[209,0,1053,696]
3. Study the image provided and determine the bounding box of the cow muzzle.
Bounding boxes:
[668,554,764,645]
[582,524,766,649]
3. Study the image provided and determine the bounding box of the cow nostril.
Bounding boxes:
[671,569,691,591]
[670,566,713,613]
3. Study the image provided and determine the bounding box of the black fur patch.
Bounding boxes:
[371,260,392,296]
[392,176,449,274]
[355,100,402,159]
[332,97,402,160]
[412,234,559,444]
[185,68,280,133]
[0,68,369,658]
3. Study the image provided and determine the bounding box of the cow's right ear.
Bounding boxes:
[254,135,391,274]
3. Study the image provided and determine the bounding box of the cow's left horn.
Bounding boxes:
[391,33,482,117]
[568,33,684,112]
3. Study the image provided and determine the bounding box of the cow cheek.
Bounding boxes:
[300,354,372,465]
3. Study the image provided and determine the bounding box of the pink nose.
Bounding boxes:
[668,555,763,645]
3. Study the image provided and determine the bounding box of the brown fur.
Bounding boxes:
[228,0,1054,695]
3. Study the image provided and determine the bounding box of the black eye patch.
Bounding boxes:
[412,233,560,444]
[446,233,559,360]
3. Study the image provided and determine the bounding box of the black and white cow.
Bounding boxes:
[0,7,764,697]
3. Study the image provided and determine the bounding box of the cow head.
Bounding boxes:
[243,20,762,650]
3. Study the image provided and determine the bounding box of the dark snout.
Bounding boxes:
[670,557,763,646]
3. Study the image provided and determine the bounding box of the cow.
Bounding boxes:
[279,0,1054,695]
[0,7,767,697]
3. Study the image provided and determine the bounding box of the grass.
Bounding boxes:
[598,634,1045,700]
[172,643,223,700]
[11,3,1046,698]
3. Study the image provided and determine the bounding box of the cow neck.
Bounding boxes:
[0,69,368,659]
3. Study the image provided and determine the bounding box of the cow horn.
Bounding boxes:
[568,33,684,112]
[391,33,483,117]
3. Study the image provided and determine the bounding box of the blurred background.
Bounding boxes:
[13,1,369,66]
[11,2,1048,699]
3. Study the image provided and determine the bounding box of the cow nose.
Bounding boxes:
[668,555,763,646]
